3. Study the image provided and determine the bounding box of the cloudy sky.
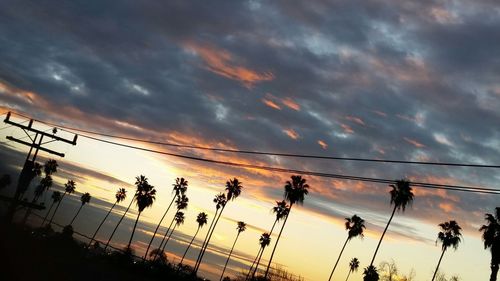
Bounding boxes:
[1,1,500,280]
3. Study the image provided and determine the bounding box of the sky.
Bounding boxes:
[0,1,500,280]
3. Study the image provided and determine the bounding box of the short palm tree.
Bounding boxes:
[195,178,243,273]
[69,192,91,225]
[252,232,272,279]
[127,175,156,249]
[431,220,462,281]
[329,215,366,281]
[144,177,188,259]
[480,207,500,281]
[180,212,208,265]
[0,174,11,189]
[88,188,127,247]
[41,191,62,226]
[47,179,76,226]
[220,221,247,280]
[364,179,414,281]
[345,258,360,281]
[264,175,309,278]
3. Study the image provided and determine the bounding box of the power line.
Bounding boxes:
[9,111,500,169]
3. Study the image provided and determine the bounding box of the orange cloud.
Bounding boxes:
[283,128,300,140]
[282,97,300,111]
[262,98,281,110]
[184,42,274,88]
[345,115,365,126]
[373,110,387,117]
[404,137,425,148]
[439,202,454,213]
[340,123,354,134]
[317,140,328,149]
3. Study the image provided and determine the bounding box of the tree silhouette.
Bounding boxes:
[329,215,366,281]
[69,192,91,225]
[0,174,11,189]
[149,248,167,264]
[144,177,188,260]
[40,191,62,226]
[345,258,360,281]
[47,179,76,226]
[104,191,136,251]
[252,232,272,279]
[480,207,500,281]
[23,160,58,224]
[88,188,127,247]
[161,211,185,253]
[220,221,247,280]
[127,175,156,249]
[195,178,242,273]
[264,175,309,278]
[365,179,414,281]
[179,212,208,265]
[364,265,379,281]
[432,220,462,281]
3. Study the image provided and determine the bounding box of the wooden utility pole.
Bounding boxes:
[3,112,77,223]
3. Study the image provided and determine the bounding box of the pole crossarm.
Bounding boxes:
[6,136,65,157]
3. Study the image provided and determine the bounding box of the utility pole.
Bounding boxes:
[2,112,77,223]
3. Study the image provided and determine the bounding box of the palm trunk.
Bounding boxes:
[194,208,219,270]
[195,204,226,273]
[345,270,352,281]
[144,196,176,259]
[491,262,499,281]
[88,201,117,247]
[180,226,200,265]
[264,203,293,278]
[161,223,178,252]
[220,232,241,281]
[48,192,66,226]
[253,246,266,278]
[370,205,397,266]
[248,219,277,280]
[155,214,177,258]
[431,248,446,281]
[329,236,350,281]
[41,201,56,227]
[127,211,141,249]
[69,204,83,225]
[246,247,263,281]
[104,197,134,250]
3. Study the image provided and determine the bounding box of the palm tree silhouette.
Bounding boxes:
[23,160,58,224]
[104,191,136,251]
[88,188,127,247]
[127,175,156,249]
[144,177,188,260]
[329,215,366,281]
[363,265,379,281]
[0,174,11,189]
[431,220,462,281]
[264,175,309,278]
[345,258,360,281]
[480,207,500,281]
[40,191,62,226]
[161,211,186,254]
[180,212,208,265]
[149,248,167,264]
[220,221,247,280]
[69,192,91,225]
[251,232,272,279]
[47,179,76,226]
[195,178,242,273]
[364,179,414,281]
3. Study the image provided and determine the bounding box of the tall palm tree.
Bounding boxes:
[180,212,208,265]
[154,194,189,259]
[364,179,414,281]
[161,211,185,253]
[329,215,366,281]
[69,192,91,225]
[220,221,247,281]
[480,207,500,281]
[127,175,156,249]
[41,191,62,226]
[252,232,272,279]
[104,191,136,251]
[88,188,127,247]
[47,179,76,226]
[144,177,188,259]
[345,258,360,281]
[431,220,462,281]
[195,178,242,273]
[264,175,309,278]
[0,174,11,189]
[23,160,58,224]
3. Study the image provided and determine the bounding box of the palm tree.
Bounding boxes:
[364,265,379,281]
[88,188,127,247]
[23,160,58,224]
[252,232,272,279]
[195,178,243,273]
[47,180,76,226]
[104,191,136,251]
[220,221,247,280]
[149,248,167,264]
[127,175,156,249]
[69,192,91,225]
[480,207,500,281]
[144,177,188,259]
[264,175,309,278]
[432,220,462,281]
[329,215,366,281]
[0,174,11,189]
[364,179,414,281]
[180,212,208,265]
[41,191,62,226]
[345,258,360,281]
[161,211,185,253]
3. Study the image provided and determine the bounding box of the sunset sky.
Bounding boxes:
[1,1,500,280]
